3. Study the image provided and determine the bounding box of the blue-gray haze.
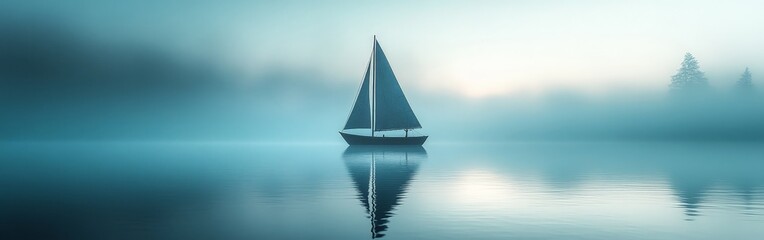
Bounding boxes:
[1,1,763,142]
[3,3,764,240]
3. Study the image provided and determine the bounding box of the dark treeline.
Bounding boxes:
[670,52,754,93]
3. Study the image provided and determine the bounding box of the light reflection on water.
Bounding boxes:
[1,142,763,240]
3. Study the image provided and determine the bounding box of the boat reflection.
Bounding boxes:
[342,146,427,239]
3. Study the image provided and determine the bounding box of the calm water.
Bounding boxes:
[1,142,763,240]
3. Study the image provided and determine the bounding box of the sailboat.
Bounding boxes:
[340,36,428,145]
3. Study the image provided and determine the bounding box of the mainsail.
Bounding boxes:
[343,37,422,132]
[372,41,422,131]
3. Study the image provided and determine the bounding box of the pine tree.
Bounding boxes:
[736,67,753,90]
[670,53,708,92]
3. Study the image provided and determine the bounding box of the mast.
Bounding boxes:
[371,35,377,137]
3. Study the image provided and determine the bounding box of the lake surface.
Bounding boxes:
[2,142,763,240]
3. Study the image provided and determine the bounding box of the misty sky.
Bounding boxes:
[2,1,763,142]
[4,0,763,98]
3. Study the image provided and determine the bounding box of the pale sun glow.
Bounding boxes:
[452,170,521,207]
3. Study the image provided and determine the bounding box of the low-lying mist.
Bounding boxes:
[1,18,762,142]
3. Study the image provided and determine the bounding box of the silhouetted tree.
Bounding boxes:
[737,67,753,90]
[670,53,708,92]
